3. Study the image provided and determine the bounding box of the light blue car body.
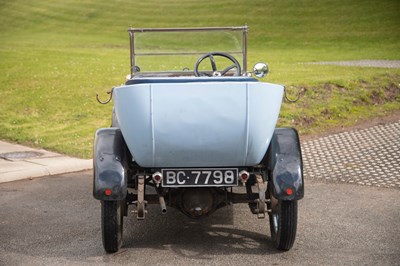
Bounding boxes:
[113,77,284,167]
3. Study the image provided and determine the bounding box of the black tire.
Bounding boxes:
[101,200,124,253]
[267,186,298,251]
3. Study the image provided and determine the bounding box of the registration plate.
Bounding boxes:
[161,168,238,187]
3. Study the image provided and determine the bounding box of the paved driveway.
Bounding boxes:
[0,173,399,266]
[0,121,399,265]
[303,120,400,188]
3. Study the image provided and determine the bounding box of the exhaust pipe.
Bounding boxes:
[159,196,167,214]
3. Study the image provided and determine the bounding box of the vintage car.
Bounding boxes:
[93,26,303,253]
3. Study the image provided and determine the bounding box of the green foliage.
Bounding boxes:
[0,0,399,158]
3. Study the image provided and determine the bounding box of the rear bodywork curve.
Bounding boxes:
[113,80,284,167]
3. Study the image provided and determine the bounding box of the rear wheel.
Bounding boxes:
[267,186,298,251]
[101,200,124,253]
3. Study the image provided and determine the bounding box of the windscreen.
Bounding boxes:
[130,28,246,75]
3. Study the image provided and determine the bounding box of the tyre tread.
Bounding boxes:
[277,200,297,250]
[101,201,122,253]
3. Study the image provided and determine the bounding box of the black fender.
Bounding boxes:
[264,128,304,200]
[93,128,128,201]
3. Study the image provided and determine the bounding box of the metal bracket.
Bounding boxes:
[96,88,114,105]
[284,86,301,103]
[254,174,269,219]
[132,175,147,220]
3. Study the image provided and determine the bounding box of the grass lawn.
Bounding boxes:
[0,0,399,158]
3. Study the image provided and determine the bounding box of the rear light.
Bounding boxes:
[104,189,112,196]
[239,170,250,183]
[152,172,163,187]
[286,188,293,196]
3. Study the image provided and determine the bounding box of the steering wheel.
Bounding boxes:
[194,52,241,77]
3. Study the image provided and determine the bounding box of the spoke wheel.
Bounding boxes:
[267,186,298,251]
[101,200,124,253]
